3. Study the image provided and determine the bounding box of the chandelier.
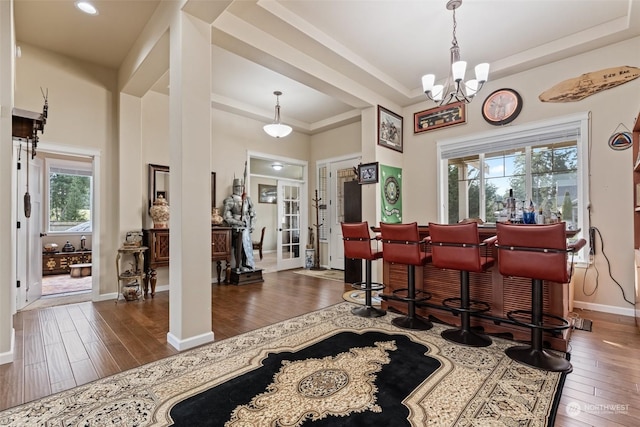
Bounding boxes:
[421,0,489,105]
[263,91,292,138]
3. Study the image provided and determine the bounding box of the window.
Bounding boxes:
[47,159,93,233]
[437,113,590,259]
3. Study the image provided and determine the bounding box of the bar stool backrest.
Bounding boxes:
[341,222,379,261]
[428,222,487,273]
[496,222,569,283]
[380,222,425,266]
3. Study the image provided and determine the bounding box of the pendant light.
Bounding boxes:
[263,91,292,138]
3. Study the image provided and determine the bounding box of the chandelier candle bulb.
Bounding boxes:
[452,61,466,81]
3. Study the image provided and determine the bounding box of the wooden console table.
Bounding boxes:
[372,224,574,351]
[142,227,232,295]
[42,251,92,275]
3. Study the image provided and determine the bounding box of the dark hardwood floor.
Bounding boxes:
[1,269,639,426]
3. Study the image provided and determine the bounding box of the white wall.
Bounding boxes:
[402,36,640,313]
[14,43,119,296]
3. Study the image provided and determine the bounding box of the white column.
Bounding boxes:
[0,0,15,364]
[166,10,213,350]
[118,93,144,233]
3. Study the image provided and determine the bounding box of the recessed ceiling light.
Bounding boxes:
[75,1,98,15]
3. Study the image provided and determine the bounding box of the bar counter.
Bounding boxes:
[372,224,575,351]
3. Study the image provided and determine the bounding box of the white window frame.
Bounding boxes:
[46,158,94,234]
[436,112,590,262]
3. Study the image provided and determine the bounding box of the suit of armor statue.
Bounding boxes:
[223,178,256,271]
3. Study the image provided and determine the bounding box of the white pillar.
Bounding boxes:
[118,93,144,233]
[0,0,15,364]
[166,10,213,350]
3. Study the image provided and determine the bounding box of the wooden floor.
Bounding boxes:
[1,270,639,426]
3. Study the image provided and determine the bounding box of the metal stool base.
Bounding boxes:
[351,305,386,318]
[505,345,572,373]
[441,328,492,347]
[392,315,432,331]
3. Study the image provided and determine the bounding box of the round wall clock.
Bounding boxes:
[482,88,523,126]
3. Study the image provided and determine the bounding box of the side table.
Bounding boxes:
[116,246,148,303]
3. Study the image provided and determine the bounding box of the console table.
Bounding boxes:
[42,251,92,275]
[142,227,232,295]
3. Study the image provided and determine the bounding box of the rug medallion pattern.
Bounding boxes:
[0,302,565,426]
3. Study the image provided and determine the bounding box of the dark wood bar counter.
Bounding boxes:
[373,224,573,351]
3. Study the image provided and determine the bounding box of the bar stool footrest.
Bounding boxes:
[350,281,385,291]
[506,310,571,332]
[387,288,431,303]
[442,297,490,315]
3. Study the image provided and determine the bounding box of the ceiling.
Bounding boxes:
[13,0,640,134]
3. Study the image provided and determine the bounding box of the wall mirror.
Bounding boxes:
[148,164,217,210]
[149,163,170,210]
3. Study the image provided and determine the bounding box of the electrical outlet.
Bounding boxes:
[589,227,596,255]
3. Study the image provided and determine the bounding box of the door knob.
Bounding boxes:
[40,233,47,237]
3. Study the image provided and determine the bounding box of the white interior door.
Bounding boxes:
[329,160,358,270]
[16,146,43,310]
[27,156,43,304]
[277,181,303,270]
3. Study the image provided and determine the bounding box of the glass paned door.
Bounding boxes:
[277,181,303,270]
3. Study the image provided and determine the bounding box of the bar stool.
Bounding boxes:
[428,222,496,347]
[341,222,386,318]
[495,222,586,372]
[380,222,432,330]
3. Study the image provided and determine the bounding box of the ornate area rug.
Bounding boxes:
[0,302,566,426]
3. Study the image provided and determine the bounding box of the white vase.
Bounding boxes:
[150,195,170,228]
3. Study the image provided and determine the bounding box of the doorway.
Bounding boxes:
[14,141,100,312]
[248,152,307,272]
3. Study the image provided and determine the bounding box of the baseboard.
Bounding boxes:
[167,330,215,351]
[0,328,15,365]
[94,292,118,301]
[572,300,635,317]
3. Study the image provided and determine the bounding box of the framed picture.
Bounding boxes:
[378,106,403,152]
[211,172,216,207]
[414,101,466,133]
[258,184,277,204]
[358,162,379,184]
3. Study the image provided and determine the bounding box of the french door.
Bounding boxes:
[276,181,304,270]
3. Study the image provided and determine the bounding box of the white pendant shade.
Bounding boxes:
[263,123,292,138]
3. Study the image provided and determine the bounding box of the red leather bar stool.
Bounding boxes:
[380,222,432,330]
[341,222,386,318]
[428,222,497,347]
[495,222,586,372]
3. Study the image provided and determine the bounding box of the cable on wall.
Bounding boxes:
[584,226,635,306]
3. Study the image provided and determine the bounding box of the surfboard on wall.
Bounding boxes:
[539,66,640,103]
